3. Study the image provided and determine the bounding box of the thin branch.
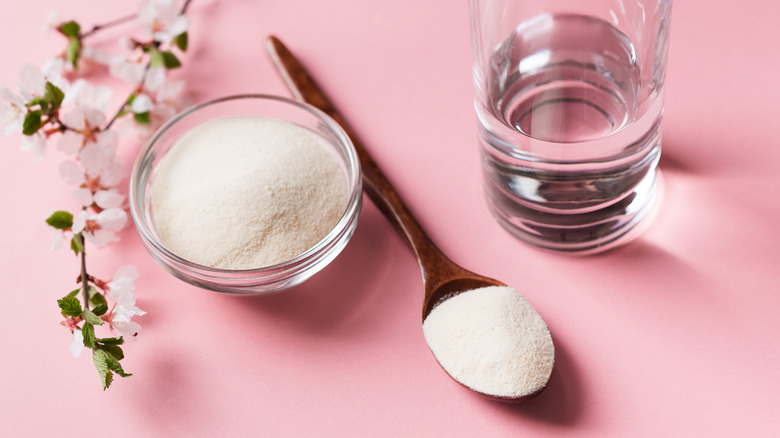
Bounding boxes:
[104,63,151,131]
[181,0,194,14]
[80,232,89,311]
[80,14,137,40]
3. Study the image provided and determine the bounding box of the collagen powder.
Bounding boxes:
[422,286,554,398]
[151,116,347,269]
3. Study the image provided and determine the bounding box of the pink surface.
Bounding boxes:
[1,0,779,436]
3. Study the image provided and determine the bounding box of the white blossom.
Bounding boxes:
[18,63,46,101]
[107,266,146,337]
[20,132,47,162]
[0,87,27,136]
[70,330,84,358]
[51,229,65,252]
[108,57,146,84]
[130,93,154,113]
[72,207,127,246]
[43,10,64,33]
[112,320,143,338]
[63,79,112,112]
[57,106,114,157]
[138,0,188,43]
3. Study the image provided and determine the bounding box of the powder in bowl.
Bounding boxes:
[150,115,347,270]
[422,285,555,398]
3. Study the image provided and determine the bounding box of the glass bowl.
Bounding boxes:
[129,94,362,294]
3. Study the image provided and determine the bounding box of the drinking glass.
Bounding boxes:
[469,0,672,253]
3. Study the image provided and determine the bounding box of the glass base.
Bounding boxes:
[485,170,664,255]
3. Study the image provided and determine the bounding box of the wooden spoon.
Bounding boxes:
[265,36,552,402]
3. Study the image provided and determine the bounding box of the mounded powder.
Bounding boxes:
[422,286,554,398]
[151,116,347,270]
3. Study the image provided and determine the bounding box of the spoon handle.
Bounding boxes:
[265,35,450,280]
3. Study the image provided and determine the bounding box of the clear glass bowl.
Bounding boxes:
[129,95,362,294]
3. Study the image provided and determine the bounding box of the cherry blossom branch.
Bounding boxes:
[1,0,193,390]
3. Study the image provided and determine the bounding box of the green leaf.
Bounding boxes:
[46,211,74,230]
[82,323,96,348]
[134,111,151,125]
[89,288,108,308]
[60,20,81,37]
[44,82,65,111]
[27,97,50,113]
[97,343,125,361]
[82,309,104,326]
[70,234,84,255]
[93,348,132,390]
[92,303,108,316]
[149,49,164,68]
[58,296,82,317]
[173,32,188,52]
[104,350,131,378]
[96,337,124,346]
[92,349,112,390]
[161,51,182,69]
[66,37,81,68]
[22,110,42,135]
[67,288,80,298]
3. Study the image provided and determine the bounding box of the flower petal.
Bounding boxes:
[99,160,126,187]
[44,10,63,32]
[61,107,87,131]
[21,133,47,162]
[109,58,145,84]
[85,229,115,246]
[72,210,88,234]
[97,207,128,232]
[137,0,157,24]
[168,16,189,37]
[131,94,154,113]
[85,108,107,129]
[72,187,94,207]
[112,319,142,338]
[18,63,46,100]
[158,79,185,102]
[95,130,118,153]
[143,67,166,92]
[114,265,140,282]
[80,142,112,174]
[58,160,84,185]
[57,131,83,156]
[94,189,124,209]
[70,330,84,358]
[114,303,147,320]
[0,87,25,107]
[51,229,64,252]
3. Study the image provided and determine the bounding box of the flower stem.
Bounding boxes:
[80,232,89,311]
[104,64,151,131]
[80,14,136,40]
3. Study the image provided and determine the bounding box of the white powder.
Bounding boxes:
[422,286,554,398]
[151,116,347,270]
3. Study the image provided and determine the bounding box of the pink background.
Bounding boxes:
[2,0,779,436]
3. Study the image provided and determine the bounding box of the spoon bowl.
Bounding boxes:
[266,35,553,402]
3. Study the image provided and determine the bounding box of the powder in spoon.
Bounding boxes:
[422,285,554,398]
[151,116,347,269]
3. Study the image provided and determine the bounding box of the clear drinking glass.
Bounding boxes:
[468,0,672,253]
